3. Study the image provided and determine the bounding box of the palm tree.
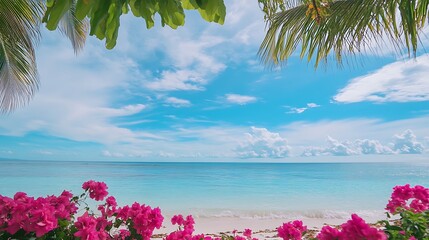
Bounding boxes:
[0,0,87,113]
[258,0,428,68]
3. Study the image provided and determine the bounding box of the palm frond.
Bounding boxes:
[58,2,88,54]
[0,0,42,113]
[259,0,429,68]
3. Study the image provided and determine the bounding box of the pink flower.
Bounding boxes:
[340,214,386,240]
[166,215,196,240]
[74,212,99,240]
[171,214,185,225]
[192,234,218,240]
[117,202,163,240]
[316,225,341,240]
[234,236,247,240]
[98,196,117,217]
[47,190,78,220]
[82,180,109,201]
[243,229,252,238]
[114,229,131,240]
[386,184,429,213]
[277,220,307,240]
[27,198,58,237]
[1,193,58,237]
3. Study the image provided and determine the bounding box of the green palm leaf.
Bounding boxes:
[259,0,429,68]
[58,2,89,54]
[0,0,42,113]
[0,0,88,113]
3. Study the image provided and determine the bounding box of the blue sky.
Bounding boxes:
[0,1,428,162]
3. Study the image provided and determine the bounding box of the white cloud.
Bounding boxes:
[286,102,320,114]
[287,107,307,114]
[164,97,191,108]
[301,130,428,157]
[356,139,394,155]
[225,94,257,105]
[145,69,206,91]
[334,54,429,103]
[307,103,320,108]
[236,127,290,158]
[140,29,226,92]
[393,129,425,154]
[325,137,361,156]
[301,146,326,157]
[302,137,393,156]
[0,35,149,145]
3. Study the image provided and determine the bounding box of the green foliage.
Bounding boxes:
[0,0,42,113]
[42,0,226,49]
[381,210,429,239]
[0,0,87,113]
[259,0,429,68]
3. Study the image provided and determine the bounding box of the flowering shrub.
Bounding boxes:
[277,220,307,240]
[0,190,77,239]
[0,181,428,240]
[0,180,163,240]
[340,214,386,240]
[316,225,340,240]
[385,184,429,214]
[381,184,429,240]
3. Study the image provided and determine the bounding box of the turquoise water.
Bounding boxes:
[1,160,429,219]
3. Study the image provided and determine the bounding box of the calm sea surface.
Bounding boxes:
[1,161,429,219]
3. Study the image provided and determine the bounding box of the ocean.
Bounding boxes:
[1,160,429,220]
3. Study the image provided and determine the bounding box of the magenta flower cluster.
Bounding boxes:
[386,184,429,213]
[0,190,77,237]
[165,215,257,240]
[82,180,109,201]
[1,181,428,240]
[116,202,163,240]
[316,214,386,240]
[277,220,307,240]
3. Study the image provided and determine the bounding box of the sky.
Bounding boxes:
[0,1,428,162]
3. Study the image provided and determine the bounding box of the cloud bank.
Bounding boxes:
[393,129,425,154]
[302,130,425,156]
[236,127,290,158]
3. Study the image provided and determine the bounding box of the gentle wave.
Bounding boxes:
[189,209,386,220]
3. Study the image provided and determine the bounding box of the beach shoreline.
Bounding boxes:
[152,215,385,238]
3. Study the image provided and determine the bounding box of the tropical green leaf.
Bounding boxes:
[58,2,89,53]
[259,0,429,68]
[75,0,93,20]
[0,0,42,113]
[182,0,199,10]
[43,0,226,49]
[44,0,74,30]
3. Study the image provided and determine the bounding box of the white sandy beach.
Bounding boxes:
[152,215,385,239]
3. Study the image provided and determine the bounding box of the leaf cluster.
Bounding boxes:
[382,210,429,239]
[42,0,226,49]
[259,0,429,68]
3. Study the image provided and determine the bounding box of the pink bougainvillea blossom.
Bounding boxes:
[82,180,109,201]
[117,202,163,240]
[386,184,429,213]
[340,214,386,240]
[277,220,307,240]
[316,225,341,240]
